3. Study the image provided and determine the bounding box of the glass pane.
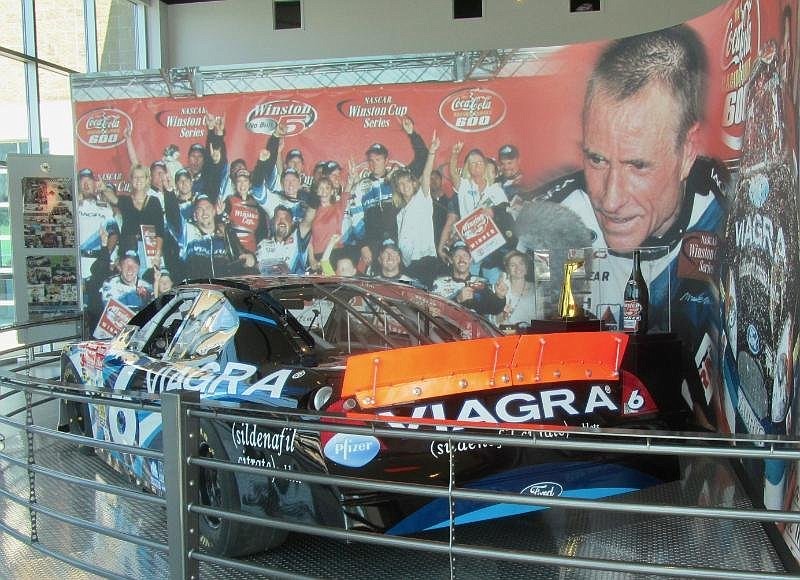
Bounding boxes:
[39,67,74,155]
[0,56,30,163]
[34,0,86,72]
[0,0,24,52]
[95,0,138,71]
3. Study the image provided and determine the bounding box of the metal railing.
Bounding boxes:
[0,332,798,578]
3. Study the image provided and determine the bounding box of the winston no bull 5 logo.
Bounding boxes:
[246,100,318,136]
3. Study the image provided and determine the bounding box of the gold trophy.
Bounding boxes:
[558,259,584,319]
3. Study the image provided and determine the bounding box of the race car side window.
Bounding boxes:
[165,290,239,361]
[128,291,198,357]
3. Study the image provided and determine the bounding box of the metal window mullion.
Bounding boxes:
[134,1,149,70]
[21,0,42,154]
[84,0,99,72]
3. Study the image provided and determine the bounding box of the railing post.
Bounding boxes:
[162,389,201,580]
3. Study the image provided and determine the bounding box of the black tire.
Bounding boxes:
[60,365,95,455]
[197,422,288,557]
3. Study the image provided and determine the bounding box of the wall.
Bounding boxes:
[164,0,725,67]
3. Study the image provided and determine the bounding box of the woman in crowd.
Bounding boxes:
[308,176,347,271]
[103,164,165,271]
[495,250,538,329]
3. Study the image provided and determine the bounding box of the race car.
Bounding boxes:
[60,275,681,557]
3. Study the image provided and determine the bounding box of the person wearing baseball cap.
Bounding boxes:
[99,248,153,311]
[496,143,526,200]
[351,116,429,251]
[431,240,507,315]
[373,238,422,288]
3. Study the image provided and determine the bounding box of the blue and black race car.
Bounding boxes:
[60,275,680,556]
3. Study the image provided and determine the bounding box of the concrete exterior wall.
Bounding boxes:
[165,0,726,67]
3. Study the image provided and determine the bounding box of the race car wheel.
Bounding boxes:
[197,422,288,557]
[60,365,94,454]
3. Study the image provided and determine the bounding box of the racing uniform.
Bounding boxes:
[431,273,506,316]
[534,157,730,420]
[78,198,118,280]
[100,275,152,310]
[224,194,270,254]
[181,221,254,278]
[348,131,429,247]
[256,230,310,275]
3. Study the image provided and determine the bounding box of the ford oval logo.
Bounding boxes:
[323,434,380,467]
[520,481,564,497]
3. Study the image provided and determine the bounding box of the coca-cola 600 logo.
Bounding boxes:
[245,100,317,136]
[439,87,507,133]
[75,108,132,150]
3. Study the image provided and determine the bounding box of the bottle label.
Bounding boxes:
[623,300,642,331]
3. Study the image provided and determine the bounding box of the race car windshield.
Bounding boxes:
[267,281,499,360]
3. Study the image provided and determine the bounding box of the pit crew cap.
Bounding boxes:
[449,240,470,254]
[498,144,519,160]
[285,148,304,161]
[189,143,205,153]
[122,249,140,263]
[366,143,389,157]
[78,168,94,179]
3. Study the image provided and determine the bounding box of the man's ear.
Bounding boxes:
[679,123,700,181]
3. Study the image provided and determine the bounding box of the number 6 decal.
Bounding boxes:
[626,389,645,411]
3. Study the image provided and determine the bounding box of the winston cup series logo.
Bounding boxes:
[439,87,507,133]
[245,99,317,136]
[76,108,132,149]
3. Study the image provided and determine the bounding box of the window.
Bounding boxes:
[274,1,302,30]
[454,0,483,20]
[167,290,239,360]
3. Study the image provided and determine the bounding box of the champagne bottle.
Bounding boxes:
[623,250,648,333]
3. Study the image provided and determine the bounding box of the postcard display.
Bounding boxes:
[8,154,81,341]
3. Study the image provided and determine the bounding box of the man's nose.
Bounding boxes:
[598,164,627,213]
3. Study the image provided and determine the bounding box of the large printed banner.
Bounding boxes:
[73,0,800,560]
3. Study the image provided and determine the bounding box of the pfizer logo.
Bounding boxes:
[323,433,380,467]
[75,108,132,150]
[520,481,563,497]
[746,323,761,354]
[245,100,317,136]
[438,87,507,133]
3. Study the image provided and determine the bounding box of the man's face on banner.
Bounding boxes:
[120,257,138,285]
[367,152,387,177]
[194,199,216,232]
[582,83,696,251]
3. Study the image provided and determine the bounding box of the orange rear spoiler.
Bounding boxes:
[342,332,628,409]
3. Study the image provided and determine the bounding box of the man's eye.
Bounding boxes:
[586,154,605,166]
[629,161,648,170]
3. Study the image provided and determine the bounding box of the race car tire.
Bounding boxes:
[60,365,95,455]
[197,421,288,557]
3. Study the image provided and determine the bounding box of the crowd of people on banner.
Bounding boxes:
[78,112,541,331]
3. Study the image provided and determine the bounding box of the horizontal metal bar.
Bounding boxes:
[0,315,82,334]
[5,395,57,419]
[190,550,322,580]
[11,356,62,373]
[190,454,800,524]
[0,334,80,359]
[189,504,788,579]
[188,407,800,459]
[0,451,165,507]
[24,425,163,460]
[0,486,168,553]
[0,518,134,580]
